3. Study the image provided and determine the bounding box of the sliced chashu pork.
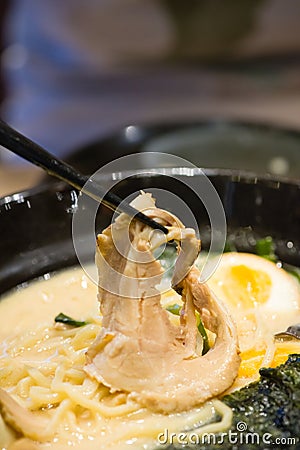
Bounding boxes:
[85,193,240,413]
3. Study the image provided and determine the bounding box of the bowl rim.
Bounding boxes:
[1,167,299,207]
[72,118,300,150]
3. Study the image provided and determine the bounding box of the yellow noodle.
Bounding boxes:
[64,368,86,383]
[260,338,276,369]
[15,376,33,399]
[28,387,64,409]
[43,399,73,438]
[26,367,52,388]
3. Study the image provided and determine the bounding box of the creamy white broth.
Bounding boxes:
[0,266,224,450]
[0,268,98,341]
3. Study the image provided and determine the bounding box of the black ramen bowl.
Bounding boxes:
[66,121,300,180]
[0,169,299,296]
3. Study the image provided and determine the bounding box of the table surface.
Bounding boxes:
[0,166,42,198]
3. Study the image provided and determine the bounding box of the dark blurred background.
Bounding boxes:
[0,1,8,105]
[1,0,300,195]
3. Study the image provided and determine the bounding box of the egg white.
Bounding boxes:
[207,252,300,337]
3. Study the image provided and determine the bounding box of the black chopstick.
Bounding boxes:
[0,120,168,234]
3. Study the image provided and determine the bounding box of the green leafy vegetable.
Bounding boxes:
[255,236,276,262]
[166,303,181,315]
[224,240,237,253]
[166,303,210,355]
[196,317,210,355]
[54,313,87,327]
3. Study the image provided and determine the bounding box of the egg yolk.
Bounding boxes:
[238,341,300,378]
[213,264,272,309]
